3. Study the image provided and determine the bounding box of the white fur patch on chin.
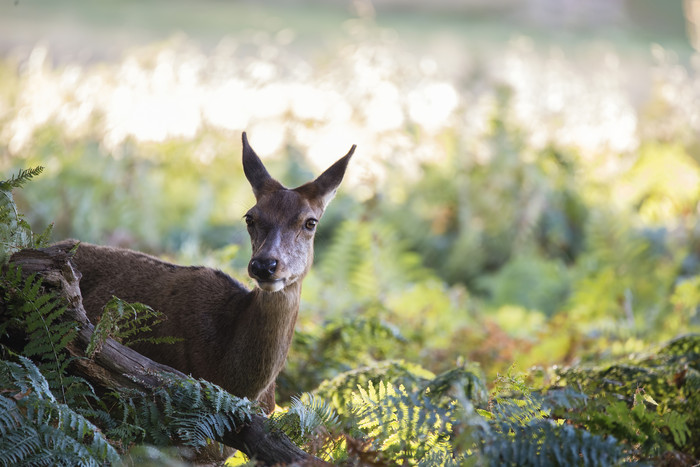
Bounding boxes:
[257,280,285,292]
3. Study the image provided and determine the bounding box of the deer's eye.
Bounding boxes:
[244,215,254,227]
[304,218,318,231]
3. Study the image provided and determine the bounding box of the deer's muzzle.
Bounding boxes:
[249,258,285,292]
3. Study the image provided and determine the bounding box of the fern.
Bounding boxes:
[327,361,634,466]
[315,360,436,415]
[482,418,623,467]
[0,166,50,264]
[489,370,549,427]
[281,317,412,399]
[115,372,257,451]
[317,219,433,308]
[167,376,254,449]
[424,365,489,405]
[273,393,340,441]
[117,386,172,447]
[0,266,82,404]
[312,360,490,464]
[348,380,457,464]
[480,370,627,466]
[270,392,342,460]
[0,356,120,467]
[0,167,45,191]
[581,391,690,458]
[86,295,180,358]
[555,334,700,456]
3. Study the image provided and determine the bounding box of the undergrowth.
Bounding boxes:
[2,160,700,465]
[272,338,700,465]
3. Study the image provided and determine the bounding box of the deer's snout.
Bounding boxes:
[249,258,278,281]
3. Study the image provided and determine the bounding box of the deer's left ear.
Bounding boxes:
[310,144,355,210]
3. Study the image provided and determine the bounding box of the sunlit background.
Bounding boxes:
[3,0,700,387]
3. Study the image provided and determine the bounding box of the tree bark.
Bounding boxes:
[3,245,321,466]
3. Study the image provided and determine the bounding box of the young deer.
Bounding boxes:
[58,133,355,411]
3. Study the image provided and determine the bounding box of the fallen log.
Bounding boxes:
[2,244,320,466]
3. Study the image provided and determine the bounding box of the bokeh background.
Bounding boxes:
[3,0,700,394]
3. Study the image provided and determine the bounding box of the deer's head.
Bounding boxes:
[241,132,354,292]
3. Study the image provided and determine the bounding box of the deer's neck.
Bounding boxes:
[221,281,302,399]
[250,282,301,338]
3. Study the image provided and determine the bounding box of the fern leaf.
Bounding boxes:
[87,296,180,358]
[347,379,457,462]
[14,356,55,402]
[0,167,45,190]
[114,373,255,450]
[0,424,41,467]
[32,222,54,248]
[0,357,121,466]
[271,393,341,446]
[483,418,623,467]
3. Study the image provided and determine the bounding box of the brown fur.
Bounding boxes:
[61,133,354,412]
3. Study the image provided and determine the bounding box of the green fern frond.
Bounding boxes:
[348,380,455,463]
[318,219,433,305]
[315,360,435,415]
[490,371,548,427]
[537,386,589,414]
[285,317,414,398]
[0,357,121,466]
[116,373,256,450]
[1,268,79,402]
[415,451,463,467]
[87,296,180,358]
[0,167,45,190]
[315,316,407,354]
[167,377,254,448]
[6,355,55,402]
[0,396,22,435]
[272,393,341,446]
[483,418,624,467]
[0,423,42,467]
[114,386,170,446]
[0,167,44,264]
[31,222,54,248]
[553,334,700,455]
[424,365,488,405]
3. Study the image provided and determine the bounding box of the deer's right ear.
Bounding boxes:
[242,132,283,199]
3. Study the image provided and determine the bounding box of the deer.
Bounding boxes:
[55,132,355,413]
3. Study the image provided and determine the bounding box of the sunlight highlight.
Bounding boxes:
[3,32,696,204]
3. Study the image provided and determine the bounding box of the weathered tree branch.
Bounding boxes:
[3,244,320,466]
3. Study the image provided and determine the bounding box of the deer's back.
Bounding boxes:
[57,240,251,376]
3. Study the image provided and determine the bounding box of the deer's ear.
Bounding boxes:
[242,132,283,198]
[311,144,355,210]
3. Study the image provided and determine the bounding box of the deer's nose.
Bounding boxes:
[249,258,278,280]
